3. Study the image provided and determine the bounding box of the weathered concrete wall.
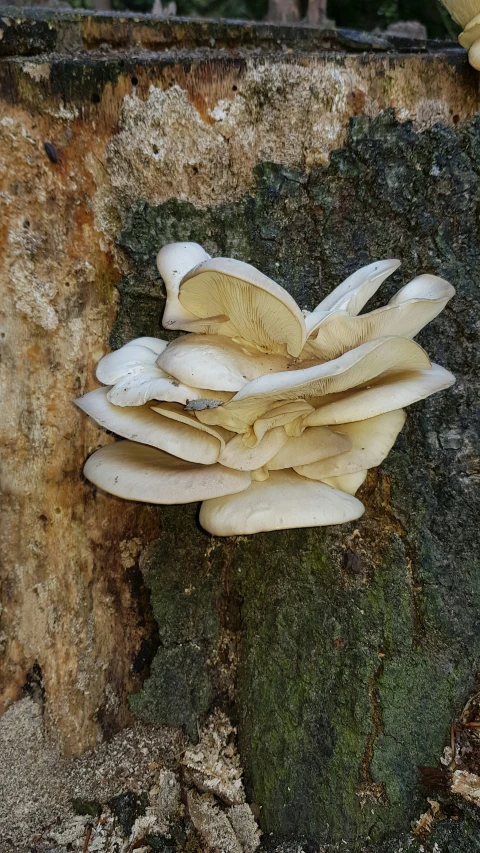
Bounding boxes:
[0,10,479,851]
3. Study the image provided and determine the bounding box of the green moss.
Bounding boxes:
[119,112,480,849]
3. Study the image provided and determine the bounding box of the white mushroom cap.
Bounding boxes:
[84,441,251,504]
[267,426,352,470]
[157,242,212,330]
[75,387,223,464]
[244,400,314,446]
[218,427,288,471]
[295,410,406,479]
[303,364,455,426]
[222,337,431,425]
[124,337,169,355]
[96,344,162,385]
[199,469,364,535]
[106,371,204,407]
[178,257,307,357]
[303,275,455,361]
[310,259,400,318]
[321,470,368,495]
[157,334,293,392]
[150,401,232,449]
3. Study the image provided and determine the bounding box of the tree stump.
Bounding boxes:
[1,10,479,850]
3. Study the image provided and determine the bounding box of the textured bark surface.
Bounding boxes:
[0,10,479,851]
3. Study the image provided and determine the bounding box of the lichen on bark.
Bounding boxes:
[118,111,480,848]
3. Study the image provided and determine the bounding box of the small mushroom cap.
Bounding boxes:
[199,469,364,535]
[96,344,162,385]
[106,370,203,408]
[244,400,314,446]
[157,334,293,392]
[75,387,223,464]
[304,363,455,426]
[267,426,352,470]
[179,257,307,357]
[150,401,232,449]
[157,242,212,330]
[304,275,455,361]
[84,441,251,504]
[124,337,169,355]
[468,36,480,67]
[223,337,431,425]
[295,410,406,479]
[218,427,288,471]
[321,470,368,495]
[310,259,400,318]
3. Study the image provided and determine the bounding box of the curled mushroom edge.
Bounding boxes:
[76,241,456,536]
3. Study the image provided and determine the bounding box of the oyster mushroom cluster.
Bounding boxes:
[441,0,480,68]
[76,242,455,536]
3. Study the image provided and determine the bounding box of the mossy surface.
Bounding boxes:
[121,112,480,848]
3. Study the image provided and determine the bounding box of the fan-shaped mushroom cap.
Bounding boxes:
[106,371,204,408]
[309,259,400,319]
[303,275,455,360]
[295,410,406,480]
[75,387,223,464]
[246,400,314,446]
[96,344,162,385]
[218,427,288,471]
[321,470,368,495]
[157,242,212,330]
[199,469,364,535]
[267,426,352,470]
[84,441,251,504]
[157,334,293,392]
[222,337,431,425]
[151,402,232,449]
[124,337,169,355]
[303,363,455,426]
[178,257,307,357]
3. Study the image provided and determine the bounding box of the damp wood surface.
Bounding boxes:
[0,10,479,851]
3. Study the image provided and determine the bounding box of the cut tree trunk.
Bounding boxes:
[0,10,479,851]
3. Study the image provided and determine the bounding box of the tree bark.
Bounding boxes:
[1,10,479,850]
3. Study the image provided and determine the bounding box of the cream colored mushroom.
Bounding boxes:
[295,410,406,480]
[96,343,163,385]
[267,426,352,470]
[221,337,431,426]
[306,259,400,331]
[84,441,251,504]
[303,275,455,360]
[157,242,212,330]
[75,387,224,464]
[218,427,288,471]
[178,257,307,356]
[303,364,455,427]
[321,471,368,495]
[199,469,364,535]
[157,333,293,392]
[440,1,480,68]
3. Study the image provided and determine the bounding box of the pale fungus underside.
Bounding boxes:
[441,0,480,67]
[76,243,455,536]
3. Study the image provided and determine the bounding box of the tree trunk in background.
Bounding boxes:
[0,11,479,852]
[307,0,327,27]
[267,0,300,23]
